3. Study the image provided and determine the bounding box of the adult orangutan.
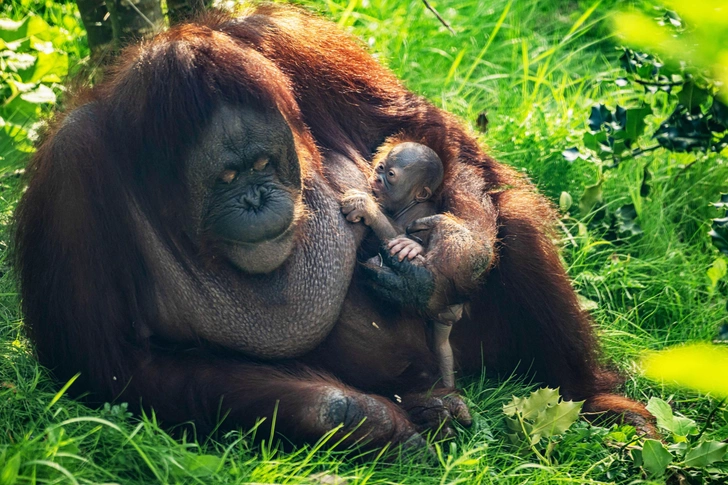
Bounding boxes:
[14,4,653,449]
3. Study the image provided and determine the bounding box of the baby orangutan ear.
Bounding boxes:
[415,187,432,203]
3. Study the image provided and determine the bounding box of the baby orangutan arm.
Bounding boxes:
[341,189,399,240]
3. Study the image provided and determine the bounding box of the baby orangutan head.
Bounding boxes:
[369,142,444,214]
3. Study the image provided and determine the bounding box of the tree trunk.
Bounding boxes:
[167,0,211,24]
[105,0,165,48]
[75,0,114,59]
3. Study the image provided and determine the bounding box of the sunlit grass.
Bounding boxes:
[1,0,727,483]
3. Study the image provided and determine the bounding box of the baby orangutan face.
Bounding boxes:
[369,142,443,214]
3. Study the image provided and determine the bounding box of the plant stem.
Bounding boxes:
[695,398,726,441]
[517,415,549,465]
[631,145,661,157]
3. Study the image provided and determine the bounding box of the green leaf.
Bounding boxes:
[645,397,674,432]
[615,204,643,237]
[24,16,53,41]
[559,191,573,212]
[655,106,713,153]
[683,441,728,468]
[671,416,697,438]
[641,439,673,476]
[530,399,583,439]
[625,107,652,141]
[0,453,20,485]
[645,397,696,437]
[0,18,25,42]
[579,180,603,216]
[588,104,611,132]
[707,258,727,288]
[631,447,643,467]
[712,100,728,129]
[4,51,37,72]
[26,50,67,83]
[503,387,560,420]
[176,453,223,478]
[19,83,56,104]
[678,82,710,112]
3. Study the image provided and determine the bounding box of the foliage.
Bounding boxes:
[562,6,728,275]
[502,387,584,465]
[0,5,85,177]
[642,343,728,398]
[0,0,726,484]
[621,397,728,481]
[613,0,728,102]
[711,194,728,256]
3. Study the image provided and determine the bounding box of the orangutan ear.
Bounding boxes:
[415,187,432,203]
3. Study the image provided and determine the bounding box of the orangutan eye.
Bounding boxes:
[219,169,238,184]
[253,157,269,171]
[388,170,395,178]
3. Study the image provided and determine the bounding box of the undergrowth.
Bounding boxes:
[1,0,727,483]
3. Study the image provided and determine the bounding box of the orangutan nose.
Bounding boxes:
[240,187,263,209]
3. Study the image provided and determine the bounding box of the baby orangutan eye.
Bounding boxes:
[219,169,238,184]
[253,157,269,171]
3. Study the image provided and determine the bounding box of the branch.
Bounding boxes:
[630,145,661,157]
[634,78,683,88]
[422,0,455,35]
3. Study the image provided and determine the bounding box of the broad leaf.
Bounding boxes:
[530,399,583,439]
[646,397,674,432]
[19,83,56,104]
[642,439,673,476]
[579,180,603,216]
[671,416,697,438]
[654,106,713,153]
[678,82,710,112]
[3,51,36,72]
[615,204,642,237]
[503,388,560,420]
[0,16,51,43]
[712,100,728,130]
[645,397,696,438]
[25,50,67,83]
[588,104,611,132]
[625,107,652,141]
[0,18,24,42]
[683,441,728,468]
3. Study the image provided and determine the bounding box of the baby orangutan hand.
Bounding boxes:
[388,236,424,261]
[341,189,379,226]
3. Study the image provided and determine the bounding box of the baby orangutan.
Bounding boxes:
[341,141,464,388]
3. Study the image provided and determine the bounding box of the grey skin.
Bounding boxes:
[137,105,363,359]
[340,142,463,388]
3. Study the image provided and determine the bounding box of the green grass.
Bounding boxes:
[2,0,728,483]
